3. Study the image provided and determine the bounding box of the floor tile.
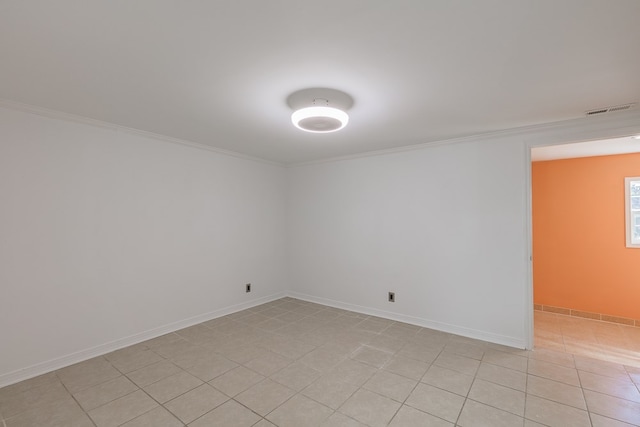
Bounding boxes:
[243,351,291,376]
[188,399,261,427]
[0,379,71,419]
[444,340,485,360]
[141,332,182,349]
[171,346,215,370]
[583,389,640,426]
[468,378,525,416]
[268,338,316,360]
[529,348,575,368]
[184,354,238,382]
[87,390,158,427]
[120,406,183,427]
[351,345,393,368]
[214,343,266,365]
[354,319,392,334]
[574,355,629,379]
[320,412,367,426]
[421,365,474,396]
[234,378,295,416]
[405,383,465,423]
[299,346,350,372]
[0,373,60,405]
[433,352,480,376]
[526,375,586,410]
[339,388,401,427]
[266,394,333,427]
[56,357,121,394]
[483,349,528,372]
[105,348,163,373]
[73,375,138,411]
[143,371,203,403]
[524,395,591,427]
[325,359,378,387]
[578,370,640,402]
[302,376,359,410]
[164,383,228,424]
[126,360,183,387]
[590,413,637,427]
[476,362,527,391]
[363,370,417,402]
[208,366,264,397]
[398,342,442,364]
[383,355,430,381]
[527,358,580,387]
[389,404,454,426]
[152,340,199,360]
[457,399,524,427]
[270,361,321,391]
[368,334,407,354]
[4,395,93,427]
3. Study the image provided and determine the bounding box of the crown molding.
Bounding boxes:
[0,98,283,167]
[289,109,640,168]
[3,97,638,168]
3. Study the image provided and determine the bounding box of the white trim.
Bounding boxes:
[0,292,285,388]
[290,109,640,168]
[524,144,535,350]
[625,177,640,248]
[287,292,526,349]
[0,98,283,167]
[2,97,639,169]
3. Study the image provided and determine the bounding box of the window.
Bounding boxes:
[626,177,640,248]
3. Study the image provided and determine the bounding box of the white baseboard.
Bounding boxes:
[287,291,526,349]
[0,293,285,388]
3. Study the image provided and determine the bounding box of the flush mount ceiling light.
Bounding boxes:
[292,100,348,133]
[287,88,353,134]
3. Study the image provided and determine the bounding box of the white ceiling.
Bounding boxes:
[1,1,639,164]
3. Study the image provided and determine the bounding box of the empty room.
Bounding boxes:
[1,1,640,426]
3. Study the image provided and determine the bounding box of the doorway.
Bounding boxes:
[530,137,640,368]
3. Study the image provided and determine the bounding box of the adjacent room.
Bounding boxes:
[1,1,640,426]
[532,139,640,367]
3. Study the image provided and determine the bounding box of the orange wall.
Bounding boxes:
[532,152,640,320]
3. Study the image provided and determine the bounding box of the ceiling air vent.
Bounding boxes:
[586,103,636,116]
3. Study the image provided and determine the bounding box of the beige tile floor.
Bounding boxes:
[0,298,639,426]
[535,310,640,369]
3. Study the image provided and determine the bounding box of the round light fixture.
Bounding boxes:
[287,88,353,134]
[292,103,349,133]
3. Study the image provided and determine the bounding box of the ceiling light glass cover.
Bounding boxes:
[287,88,353,134]
[291,105,349,133]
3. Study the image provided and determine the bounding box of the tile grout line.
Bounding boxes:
[385,338,442,426]
[54,371,99,427]
[576,364,595,427]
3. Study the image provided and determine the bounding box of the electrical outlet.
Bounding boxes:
[246,283,251,293]
[388,291,395,302]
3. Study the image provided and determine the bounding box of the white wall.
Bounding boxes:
[2,102,638,386]
[287,137,529,347]
[0,106,287,384]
